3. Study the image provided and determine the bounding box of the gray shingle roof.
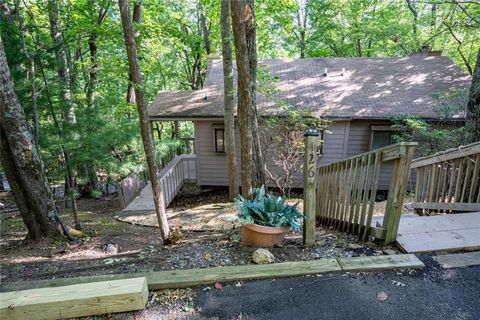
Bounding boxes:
[149,55,471,120]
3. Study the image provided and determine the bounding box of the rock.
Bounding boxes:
[252,248,275,264]
[404,202,414,210]
[102,243,119,254]
[383,249,397,255]
[222,214,238,222]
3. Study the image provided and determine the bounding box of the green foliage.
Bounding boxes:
[391,88,467,156]
[2,0,202,188]
[305,0,479,73]
[391,118,463,157]
[235,186,303,231]
[2,0,477,194]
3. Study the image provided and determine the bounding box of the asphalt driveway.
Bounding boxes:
[196,255,480,320]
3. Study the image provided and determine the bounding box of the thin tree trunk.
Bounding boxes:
[82,4,108,197]
[465,49,480,144]
[15,0,39,149]
[48,0,76,124]
[296,0,308,59]
[231,0,253,196]
[406,0,419,49]
[198,1,211,55]
[118,0,171,243]
[245,0,265,188]
[221,0,239,201]
[0,37,74,241]
[48,0,80,229]
[174,121,181,155]
[127,0,142,104]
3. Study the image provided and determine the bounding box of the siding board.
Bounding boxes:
[195,120,350,187]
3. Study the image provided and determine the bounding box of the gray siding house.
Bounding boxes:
[148,53,471,190]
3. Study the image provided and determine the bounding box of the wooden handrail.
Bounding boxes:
[158,155,196,207]
[315,142,416,244]
[318,142,418,168]
[412,141,480,213]
[411,141,480,168]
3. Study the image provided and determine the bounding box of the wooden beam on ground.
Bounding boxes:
[0,255,425,294]
[337,254,424,271]
[147,259,342,289]
[0,277,148,320]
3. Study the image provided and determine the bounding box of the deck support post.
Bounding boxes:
[383,144,416,244]
[303,128,320,246]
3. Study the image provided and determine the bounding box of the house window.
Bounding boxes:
[214,128,225,153]
[370,126,394,150]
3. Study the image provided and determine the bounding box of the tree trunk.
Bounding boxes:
[15,0,39,150]
[48,0,80,228]
[174,120,181,155]
[231,0,253,196]
[118,0,171,243]
[465,49,480,144]
[127,0,142,104]
[296,0,308,59]
[198,1,211,55]
[221,0,239,201]
[0,37,73,241]
[82,4,107,197]
[245,0,265,188]
[406,0,419,50]
[48,0,76,124]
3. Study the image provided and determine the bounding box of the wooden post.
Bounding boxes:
[383,144,416,244]
[303,128,320,246]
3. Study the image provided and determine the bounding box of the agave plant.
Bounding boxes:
[234,186,303,232]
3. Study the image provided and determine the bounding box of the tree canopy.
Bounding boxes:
[0,0,478,191]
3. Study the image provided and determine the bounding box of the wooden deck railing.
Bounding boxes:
[118,172,148,208]
[316,142,417,244]
[411,141,480,214]
[158,154,196,207]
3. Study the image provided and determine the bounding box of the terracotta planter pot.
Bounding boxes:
[241,223,290,247]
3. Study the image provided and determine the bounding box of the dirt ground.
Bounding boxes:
[0,187,409,319]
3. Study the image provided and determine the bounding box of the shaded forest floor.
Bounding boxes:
[0,188,403,286]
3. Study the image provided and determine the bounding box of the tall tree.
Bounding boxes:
[48,0,80,229]
[220,0,238,200]
[245,0,265,188]
[127,0,142,105]
[294,0,308,58]
[82,1,108,196]
[14,0,39,149]
[198,1,211,55]
[118,0,171,243]
[465,48,480,143]
[231,0,253,196]
[0,37,73,241]
[405,0,419,49]
[47,0,76,124]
